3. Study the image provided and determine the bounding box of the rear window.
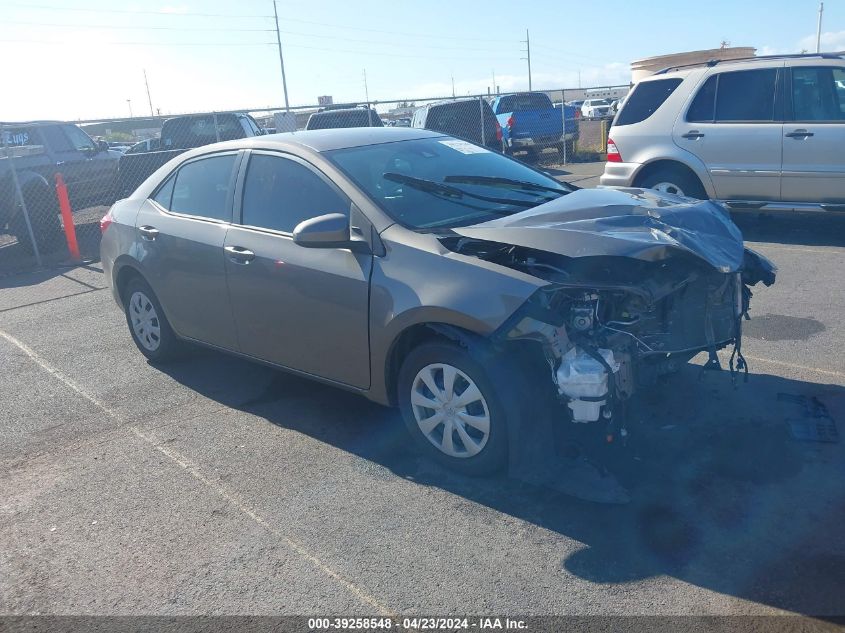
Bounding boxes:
[307,110,383,129]
[615,78,682,126]
[495,93,552,112]
[1,126,43,148]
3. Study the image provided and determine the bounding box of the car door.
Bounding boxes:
[781,65,845,204]
[58,125,118,206]
[134,151,241,350]
[674,66,784,200]
[224,150,372,388]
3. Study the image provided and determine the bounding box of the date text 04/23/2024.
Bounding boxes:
[307,617,528,630]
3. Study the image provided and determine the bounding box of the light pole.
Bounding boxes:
[273,0,290,112]
[126,99,133,118]
[816,1,824,53]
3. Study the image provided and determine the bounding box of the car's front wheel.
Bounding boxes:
[398,342,508,475]
[123,276,181,363]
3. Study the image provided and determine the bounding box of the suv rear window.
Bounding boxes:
[495,93,552,112]
[615,78,682,125]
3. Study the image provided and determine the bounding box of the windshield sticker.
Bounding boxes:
[438,140,490,155]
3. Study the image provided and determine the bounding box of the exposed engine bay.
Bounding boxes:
[440,235,777,432]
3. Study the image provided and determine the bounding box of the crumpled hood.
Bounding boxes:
[452,187,746,272]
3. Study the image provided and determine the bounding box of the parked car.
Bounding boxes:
[125,138,161,155]
[394,117,411,127]
[601,53,845,210]
[580,99,613,119]
[491,92,578,157]
[411,98,502,151]
[306,107,383,130]
[100,127,775,475]
[116,112,264,197]
[1,121,120,253]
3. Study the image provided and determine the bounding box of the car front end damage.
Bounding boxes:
[443,188,777,441]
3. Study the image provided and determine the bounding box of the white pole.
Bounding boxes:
[816,1,824,53]
[273,0,291,112]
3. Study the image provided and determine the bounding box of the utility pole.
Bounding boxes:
[143,69,154,117]
[272,0,290,112]
[451,74,455,98]
[521,29,532,91]
[126,99,133,118]
[816,1,824,53]
[363,69,370,103]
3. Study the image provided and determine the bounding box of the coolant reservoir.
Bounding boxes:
[556,347,619,423]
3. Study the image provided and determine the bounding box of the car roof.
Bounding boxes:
[209,127,445,153]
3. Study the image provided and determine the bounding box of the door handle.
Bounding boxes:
[785,129,814,138]
[224,245,255,264]
[139,225,159,241]
[682,130,705,139]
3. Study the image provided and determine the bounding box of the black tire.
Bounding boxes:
[637,165,707,199]
[122,276,181,363]
[397,341,508,476]
[9,184,64,255]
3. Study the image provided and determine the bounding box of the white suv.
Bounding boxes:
[581,99,612,119]
[600,54,845,211]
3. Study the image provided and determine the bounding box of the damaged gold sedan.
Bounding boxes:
[101,128,776,480]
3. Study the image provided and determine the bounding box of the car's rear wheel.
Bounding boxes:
[398,342,508,475]
[123,277,180,363]
[638,165,707,199]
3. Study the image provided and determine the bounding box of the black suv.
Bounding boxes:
[305,107,383,130]
[411,99,502,152]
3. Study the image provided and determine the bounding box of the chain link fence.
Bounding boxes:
[1,87,621,277]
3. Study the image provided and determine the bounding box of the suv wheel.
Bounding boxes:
[638,166,707,199]
[398,342,508,475]
[123,277,181,363]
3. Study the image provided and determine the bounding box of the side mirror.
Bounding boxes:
[97,140,110,152]
[293,213,355,249]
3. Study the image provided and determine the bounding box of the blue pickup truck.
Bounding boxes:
[491,92,578,158]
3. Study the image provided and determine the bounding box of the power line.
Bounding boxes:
[277,29,517,53]
[281,42,519,62]
[0,38,276,46]
[2,19,275,31]
[0,3,273,18]
[273,15,512,42]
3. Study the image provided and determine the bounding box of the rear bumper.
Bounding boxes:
[599,161,640,187]
[508,132,574,149]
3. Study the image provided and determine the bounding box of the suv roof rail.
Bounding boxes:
[654,51,845,75]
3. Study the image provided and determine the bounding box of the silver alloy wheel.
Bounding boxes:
[651,181,685,196]
[129,290,161,352]
[410,363,491,458]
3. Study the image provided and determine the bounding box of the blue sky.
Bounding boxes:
[1,0,843,121]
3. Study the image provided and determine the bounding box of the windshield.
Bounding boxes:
[326,137,571,230]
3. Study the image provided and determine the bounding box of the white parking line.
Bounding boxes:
[743,354,845,380]
[0,327,395,616]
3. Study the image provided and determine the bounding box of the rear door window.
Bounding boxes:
[240,153,348,234]
[615,78,682,125]
[791,67,845,121]
[169,154,238,221]
[714,68,778,122]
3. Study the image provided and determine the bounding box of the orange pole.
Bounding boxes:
[54,173,80,262]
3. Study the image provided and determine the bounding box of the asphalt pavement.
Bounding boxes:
[1,176,844,622]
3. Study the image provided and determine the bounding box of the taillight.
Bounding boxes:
[606,138,622,163]
[100,209,114,234]
[506,115,514,129]
[495,121,503,141]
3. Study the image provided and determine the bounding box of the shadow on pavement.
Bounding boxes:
[732,211,845,248]
[158,349,845,617]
